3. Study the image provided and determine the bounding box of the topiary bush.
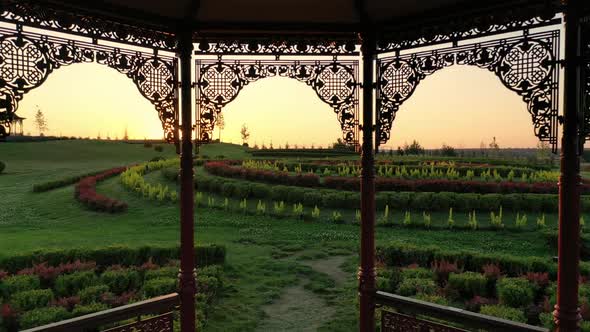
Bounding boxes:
[77,284,109,304]
[143,277,177,298]
[100,269,141,294]
[10,289,54,311]
[54,271,98,297]
[71,302,109,317]
[18,306,71,329]
[401,267,434,280]
[447,272,488,299]
[144,266,178,281]
[397,278,437,297]
[0,275,40,298]
[497,277,535,308]
[479,304,526,323]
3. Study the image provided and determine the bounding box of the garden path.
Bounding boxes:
[255,256,351,331]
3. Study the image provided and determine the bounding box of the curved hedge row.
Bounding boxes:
[376,242,590,280]
[205,161,573,195]
[0,244,226,274]
[191,168,590,212]
[33,169,114,193]
[323,177,581,195]
[75,167,128,213]
[0,244,225,331]
[205,161,320,187]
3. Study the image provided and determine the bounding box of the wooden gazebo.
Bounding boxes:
[1,0,589,331]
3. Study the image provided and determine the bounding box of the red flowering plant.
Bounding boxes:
[74,167,128,213]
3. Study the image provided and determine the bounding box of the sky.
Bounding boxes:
[16,45,544,150]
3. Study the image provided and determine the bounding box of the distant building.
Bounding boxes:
[9,114,25,136]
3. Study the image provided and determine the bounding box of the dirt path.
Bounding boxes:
[302,256,350,286]
[255,256,352,331]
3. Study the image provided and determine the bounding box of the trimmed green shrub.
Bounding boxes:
[101,269,141,294]
[0,161,5,174]
[0,275,40,297]
[401,267,434,280]
[303,191,323,207]
[19,306,71,329]
[250,183,271,198]
[447,272,487,298]
[377,268,402,293]
[10,289,54,311]
[72,303,109,317]
[377,242,559,280]
[143,277,177,298]
[413,293,449,305]
[397,278,437,297]
[0,244,226,274]
[32,169,108,192]
[54,271,98,296]
[145,266,178,280]
[497,277,535,308]
[78,284,109,304]
[479,305,526,323]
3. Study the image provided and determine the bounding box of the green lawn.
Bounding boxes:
[0,140,558,331]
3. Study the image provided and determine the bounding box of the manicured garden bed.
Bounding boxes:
[0,244,225,331]
[75,167,130,213]
[376,243,590,330]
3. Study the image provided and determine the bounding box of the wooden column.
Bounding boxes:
[554,1,583,331]
[358,30,377,332]
[177,30,196,332]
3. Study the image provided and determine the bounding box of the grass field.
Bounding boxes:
[0,140,564,331]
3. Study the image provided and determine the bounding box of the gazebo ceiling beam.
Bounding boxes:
[0,0,565,51]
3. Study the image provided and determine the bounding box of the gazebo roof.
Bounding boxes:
[37,0,560,38]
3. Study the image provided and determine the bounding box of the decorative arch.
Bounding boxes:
[0,27,178,142]
[195,59,359,148]
[376,30,560,152]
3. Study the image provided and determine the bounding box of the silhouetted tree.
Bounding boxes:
[440,144,457,157]
[403,140,425,155]
[34,106,48,136]
[217,113,225,142]
[240,123,250,146]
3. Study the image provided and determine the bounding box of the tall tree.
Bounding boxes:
[123,126,129,141]
[217,113,225,142]
[240,123,250,146]
[34,106,48,136]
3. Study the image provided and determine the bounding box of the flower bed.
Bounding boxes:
[74,167,129,213]
[376,243,590,329]
[0,245,225,331]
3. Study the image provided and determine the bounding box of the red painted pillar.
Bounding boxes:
[358,30,377,332]
[554,1,583,331]
[177,30,196,332]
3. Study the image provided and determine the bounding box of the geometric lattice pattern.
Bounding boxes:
[0,27,178,143]
[103,312,174,332]
[377,30,560,152]
[195,59,359,148]
[381,310,469,332]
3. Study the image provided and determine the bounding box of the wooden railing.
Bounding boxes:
[22,293,179,332]
[376,291,549,332]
